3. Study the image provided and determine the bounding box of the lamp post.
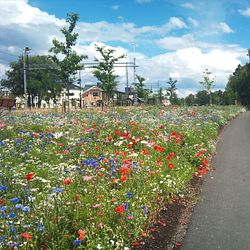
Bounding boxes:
[78,71,82,108]
[130,42,136,85]
[23,47,30,108]
[130,42,137,103]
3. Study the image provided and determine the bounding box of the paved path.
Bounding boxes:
[182,111,250,250]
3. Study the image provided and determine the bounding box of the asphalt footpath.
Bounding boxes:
[181,111,250,250]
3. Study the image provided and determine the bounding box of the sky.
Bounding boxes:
[1,0,250,97]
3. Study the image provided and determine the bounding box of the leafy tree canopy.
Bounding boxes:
[2,55,63,107]
[92,45,125,101]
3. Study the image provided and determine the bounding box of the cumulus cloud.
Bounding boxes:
[188,17,199,27]
[219,22,234,33]
[181,2,196,9]
[0,0,247,97]
[134,46,245,96]
[238,8,250,17]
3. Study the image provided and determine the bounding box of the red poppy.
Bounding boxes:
[168,163,175,169]
[166,152,175,161]
[120,166,131,175]
[116,129,121,135]
[20,232,32,240]
[154,145,165,152]
[63,179,73,185]
[25,172,35,181]
[115,205,125,213]
[195,150,204,157]
[122,132,130,139]
[120,176,127,182]
[131,242,143,246]
[142,148,149,155]
[0,199,5,205]
[78,229,86,240]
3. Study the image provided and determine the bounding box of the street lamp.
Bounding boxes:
[23,47,31,108]
[78,70,82,108]
[130,42,137,103]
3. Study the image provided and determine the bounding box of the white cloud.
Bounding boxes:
[181,2,196,9]
[239,7,250,17]
[133,46,245,96]
[76,17,187,43]
[135,0,152,4]
[0,0,247,98]
[219,22,234,33]
[188,17,199,27]
[111,5,119,11]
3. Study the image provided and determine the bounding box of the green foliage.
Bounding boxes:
[135,75,147,99]
[196,90,210,105]
[49,12,87,108]
[0,106,245,249]
[166,77,177,104]
[199,69,215,105]
[1,55,63,107]
[92,45,125,101]
[226,63,250,105]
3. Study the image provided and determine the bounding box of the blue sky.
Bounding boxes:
[1,0,250,96]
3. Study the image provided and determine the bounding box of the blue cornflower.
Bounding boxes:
[15,204,23,209]
[10,197,19,203]
[98,156,105,161]
[9,242,19,248]
[0,186,8,191]
[15,139,23,145]
[127,192,133,199]
[8,213,16,218]
[22,206,30,212]
[124,203,129,211]
[53,187,63,193]
[9,227,16,234]
[37,224,45,232]
[140,206,149,215]
[0,206,7,212]
[73,239,81,246]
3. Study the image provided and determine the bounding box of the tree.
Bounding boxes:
[49,12,87,111]
[199,69,215,105]
[92,45,125,102]
[135,75,146,98]
[2,55,62,107]
[166,77,177,104]
[212,90,223,105]
[196,90,209,106]
[226,63,250,105]
[157,87,164,104]
[185,93,196,106]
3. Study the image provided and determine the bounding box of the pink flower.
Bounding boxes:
[83,176,92,181]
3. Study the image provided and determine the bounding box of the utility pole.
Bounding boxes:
[78,70,82,108]
[130,42,137,103]
[23,47,30,109]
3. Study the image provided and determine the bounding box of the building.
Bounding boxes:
[81,85,103,107]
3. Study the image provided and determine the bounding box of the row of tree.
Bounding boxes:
[1,12,250,107]
[1,13,127,109]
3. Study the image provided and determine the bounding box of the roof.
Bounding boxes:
[82,85,103,94]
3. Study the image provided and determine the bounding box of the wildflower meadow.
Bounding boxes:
[0,105,245,249]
